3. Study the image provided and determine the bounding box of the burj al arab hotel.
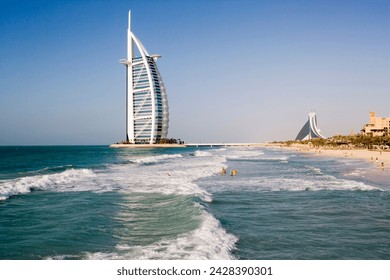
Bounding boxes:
[120,11,169,144]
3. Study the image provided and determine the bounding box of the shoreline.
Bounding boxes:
[267,143,389,171]
[109,143,187,148]
[110,141,389,171]
[109,143,267,148]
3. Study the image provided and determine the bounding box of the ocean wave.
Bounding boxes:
[85,210,237,260]
[225,149,265,160]
[110,165,216,202]
[1,165,75,181]
[193,150,212,157]
[106,150,228,202]
[307,166,324,175]
[223,148,291,162]
[202,175,383,193]
[0,168,96,200]
[282,177,382,192]
[0,149,228,202]
[263,156,289,162]
[130,154,183,164]
[46,254,80,260]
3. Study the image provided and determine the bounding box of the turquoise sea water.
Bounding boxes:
[0,146,389,259]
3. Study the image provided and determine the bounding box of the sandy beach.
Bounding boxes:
[268,143,390,172]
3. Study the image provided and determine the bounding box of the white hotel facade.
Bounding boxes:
[120,11,169,144]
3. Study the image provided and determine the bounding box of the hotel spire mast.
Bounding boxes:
[125,10,134,142]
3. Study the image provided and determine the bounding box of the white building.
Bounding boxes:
[295,112,325,141]
[120,11,169,144]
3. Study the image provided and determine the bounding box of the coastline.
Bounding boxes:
[109,143,267,148]
[268,143,389,171]
[111,142,390,171]
[109,143,187,148]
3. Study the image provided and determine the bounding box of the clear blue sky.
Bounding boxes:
[1,0,389,145]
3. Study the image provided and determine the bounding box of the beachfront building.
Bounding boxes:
[119,11,169,144]
[361,112,390,137]
[295,112,325,141]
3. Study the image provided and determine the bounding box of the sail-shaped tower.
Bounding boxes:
[295,112,325,141]
[120,11,169,144]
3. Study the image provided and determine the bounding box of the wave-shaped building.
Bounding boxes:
[295,112,325,141]
[120,11,169,144]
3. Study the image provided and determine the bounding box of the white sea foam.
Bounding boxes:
[46,254,80,260]
[307,166,323,175]
[223,148,290,163]
[194,150,212,157]
[344,169,367,177]
[196,147,383,193]
[104,150,228,202]
[276,177,381,192]
[85,210,237,260]
[131,154,183,164]
[0,149,228,202]
[263,156,289,162]
[203,172,382,193]
[0,168,97,200]
[225,149,265,160]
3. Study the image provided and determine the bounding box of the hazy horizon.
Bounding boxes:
[1,0,389,145]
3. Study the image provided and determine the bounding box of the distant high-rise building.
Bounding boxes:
[295,112,325,141]
[120,11,169,144]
